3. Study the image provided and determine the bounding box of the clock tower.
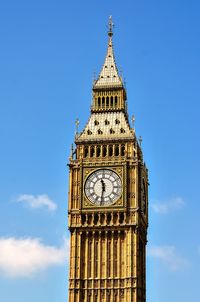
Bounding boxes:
[68,17,149,302]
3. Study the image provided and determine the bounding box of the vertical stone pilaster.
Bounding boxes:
[105,231,108,280]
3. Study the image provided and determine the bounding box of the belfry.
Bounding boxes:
[68,17,149,302]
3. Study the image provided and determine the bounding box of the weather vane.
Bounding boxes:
[108,16,114,37]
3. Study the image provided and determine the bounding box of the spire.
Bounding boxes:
[93,16,123,89]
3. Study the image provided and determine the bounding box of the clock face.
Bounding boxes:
[84,169,122,206]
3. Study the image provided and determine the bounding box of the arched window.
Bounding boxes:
[97,146,101,157]
[109,145,113,156]
[115,119,120,125]
[119,213,124,224]
[105,119,110,125]
[98,129,103,135]
[98,97,101,107]
[106,96,109,108]
[121,144,125,156]
[115,96,118,107]
[110,96,113,107]
[94,213,99,225]
[103,145,107,157]
[84,146,88,157]
[102,97,105,108]
[90,146,95,157]
[110,128,115,134]
[94,120,99,126]
[115,145,119,156]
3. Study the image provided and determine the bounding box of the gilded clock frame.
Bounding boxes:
[81,164,127,210]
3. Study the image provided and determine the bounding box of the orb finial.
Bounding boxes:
[108,16,114,37]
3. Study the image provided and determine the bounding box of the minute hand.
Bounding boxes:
[100,180,106,205]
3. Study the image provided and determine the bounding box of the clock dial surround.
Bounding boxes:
[84,169,122,206]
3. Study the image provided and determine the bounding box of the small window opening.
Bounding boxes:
[81,214,86,224]
[102,97,105,108]
[115,145,119,156]
[115,119,120,125]
[121,145,125,156]
[103,146,107,157]
[90,146,95,157]
[115,96,118,107]
[98,129,103,135]
[109,146,113,156]
[107,213,111,224]
[110,128,115,134]
[87,130,92,135]
[119,213,124,224]
[94,120,99,126]
[97,146,101,157]
[106,96,109,107]
[105,119,110,125]
[110,96,113,106]
[94,213,99,225]
[120,128,125,133]
[84,146,89,157]
[98,97,101,107]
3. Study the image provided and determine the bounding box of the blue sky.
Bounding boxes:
[0,0,200,301]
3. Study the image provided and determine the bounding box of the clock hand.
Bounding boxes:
[100,179,106,205]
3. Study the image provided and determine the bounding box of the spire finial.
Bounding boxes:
[75,118,80,136]
[108,16,114,37]
[131,115,135,127]
[139,136,143,147]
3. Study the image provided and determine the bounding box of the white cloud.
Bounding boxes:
[0,237,69,278]
[16,194,57,211]
[151,197,185,214]
[148,245,189,271]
